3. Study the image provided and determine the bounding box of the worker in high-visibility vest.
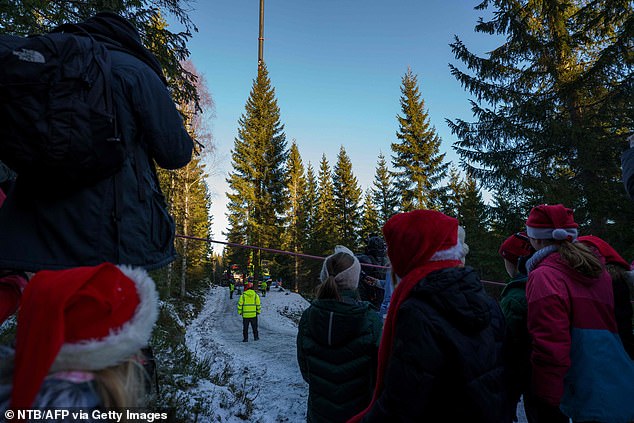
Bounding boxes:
[237,283,261,342]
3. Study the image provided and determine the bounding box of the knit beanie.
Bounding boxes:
[526,204,578,241]
[499,232,534,266]
[577,235,631,270]
[10,263,158,409]
[320,245,361,290]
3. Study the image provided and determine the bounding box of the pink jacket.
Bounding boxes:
[526,247,615,405]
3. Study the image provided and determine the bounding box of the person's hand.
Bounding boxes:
[363,276,379,286]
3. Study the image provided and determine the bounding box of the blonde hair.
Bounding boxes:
[93,355,148,408]
[316,252,355,301]
[558,241,603,278]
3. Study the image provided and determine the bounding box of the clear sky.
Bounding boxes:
[174,0,500,249]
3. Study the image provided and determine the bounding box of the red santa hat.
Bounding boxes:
[526,204,578,241]
[10,263,158,409]
[383,209,467,278]
[577,235,632,270]
[499,232,534,266]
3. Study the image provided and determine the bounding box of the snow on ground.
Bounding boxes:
[186,286,310,422]
[185,285,529,422]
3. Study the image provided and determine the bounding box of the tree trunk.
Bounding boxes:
[180,185,190,297]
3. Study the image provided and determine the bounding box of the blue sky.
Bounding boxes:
[174,0,500,246]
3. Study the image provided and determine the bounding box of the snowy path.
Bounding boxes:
[186,285,530,422]
[186,286,310,422]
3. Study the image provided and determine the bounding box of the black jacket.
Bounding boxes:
[363,267,512,423]
[0,16,192,271]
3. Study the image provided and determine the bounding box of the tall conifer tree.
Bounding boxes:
[226,64,288,276]
[371,152,399,227]
[333,146,362,250]
[313,155,337,255]
[360,190,381,244]
[449,0,634,249]
[392,68,448,211]
[284,141,308,291]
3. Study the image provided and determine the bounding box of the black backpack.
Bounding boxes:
[0,31,124,192]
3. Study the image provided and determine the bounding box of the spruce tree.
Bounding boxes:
[303,163,318,254]
[371,152,399,226]
[449,0,634,250]
[456,175,498,280]
[439,166,464,219]
[332,146,362,250]
[226,64,288,277]
[392,68,449,211]
[313,155,338,256]
[302,162,321,290]
[360,190,381,243]
[284,141,308,292]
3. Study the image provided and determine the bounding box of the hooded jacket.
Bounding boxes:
[361,267,509,423]
[237,289,261,319]
[297,291,382,423]
[526,246,634,422]
[0,13,193,271]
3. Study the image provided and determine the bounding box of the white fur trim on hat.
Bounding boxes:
[430,226,469,262]
[526,226,578,240]
[51,265,159,372]
[320,245,361,291]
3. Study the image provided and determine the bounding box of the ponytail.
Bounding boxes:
[558,241,603,278]
[316,275,341,301]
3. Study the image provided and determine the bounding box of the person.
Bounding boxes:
[0,262,159,414]
[349,210,510,423]
[238,283,261,342]
[622,134,634,199]
[356,235,388,311]
[378,267,392,320]
[229,280,235,300]
[577,235,634,359]
[498,232,537,422]
[297,245,382,423]
[524,204,634,423]
[260,280,267,297]
[0,12,193,274]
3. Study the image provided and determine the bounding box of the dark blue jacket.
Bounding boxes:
[0,48,192,271]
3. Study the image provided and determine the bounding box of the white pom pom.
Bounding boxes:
[552,228,569,240]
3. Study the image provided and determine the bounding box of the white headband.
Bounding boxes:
[320,245,361,290]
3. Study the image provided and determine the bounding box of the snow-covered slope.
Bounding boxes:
[185,285,530,422]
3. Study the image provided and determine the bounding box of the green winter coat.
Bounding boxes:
[237,289,261,318]
[499,275,531,405]
[296,291,382,423]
